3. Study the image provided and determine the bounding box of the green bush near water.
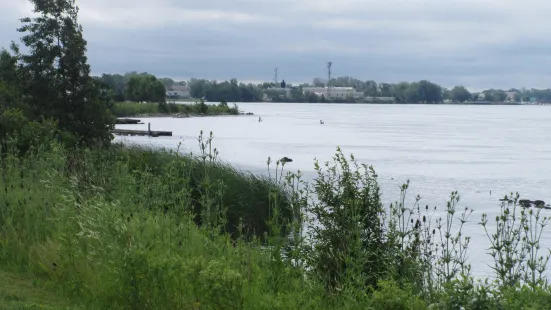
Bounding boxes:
[110,100,239,118]
[113,133,293,239]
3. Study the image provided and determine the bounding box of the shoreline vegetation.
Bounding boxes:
[3,133,551,309]
[110,100,252,119]
[96,72,551,105]
[2,0,551,309]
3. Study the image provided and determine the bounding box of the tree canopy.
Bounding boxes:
[450,86,471,103]
[126,74,165,103]
[188,78,263,102]
[1,0,114,146]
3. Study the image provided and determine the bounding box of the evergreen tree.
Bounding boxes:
[15,0,113,145]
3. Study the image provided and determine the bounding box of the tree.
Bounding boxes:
[96,73,126,101]
[379,83,392,97]
[126,74,165,102]
[416,80,443,103]
[391,82,410,103]
[0,49,20,113]
[15,0,113,145]
[481,89,507,102]
[312,77,325,87]
[0,48,18,85]
[450,86,471,103]
[364,80,378,97]
[442,88,451,100]
[188,78,263,102]
[483,91,494,102]
[494,90,507,102]
[159,77,175,90]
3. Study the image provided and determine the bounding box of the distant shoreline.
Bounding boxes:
[115,112,254,123]
[265,101,534,106]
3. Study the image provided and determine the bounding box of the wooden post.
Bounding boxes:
[148,123,151,137]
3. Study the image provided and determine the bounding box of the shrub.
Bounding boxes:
[306,148,385,291]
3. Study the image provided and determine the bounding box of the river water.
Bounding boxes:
[115,102,551,279]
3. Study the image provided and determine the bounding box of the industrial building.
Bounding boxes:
[302,86,364,99]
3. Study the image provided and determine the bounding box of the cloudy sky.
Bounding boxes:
[1,0,550,90]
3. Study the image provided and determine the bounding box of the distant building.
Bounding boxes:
[302,86,364,99]
[171,85,189,92]
[506,91,518,102]
[167,85,190,98]
[166,90,190,99]
[263,87,291,101]
[364,96,395,103]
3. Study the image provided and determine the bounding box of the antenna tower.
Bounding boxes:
[327,61,332,98]
[274,68,278,84]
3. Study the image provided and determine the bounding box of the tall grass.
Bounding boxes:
[1,133,551,309]
[110,100,239,118]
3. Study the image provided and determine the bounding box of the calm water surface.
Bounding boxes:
[115,102,551,278]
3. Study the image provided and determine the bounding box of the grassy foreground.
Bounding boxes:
[110,100,240,118]
[1,133,551,309]
[0,270,83,309]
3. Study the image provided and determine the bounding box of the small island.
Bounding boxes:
[110,99,251,118]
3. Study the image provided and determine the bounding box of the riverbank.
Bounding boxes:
[0,269,83,309]
[2,134,551,309]
[116,112,254,120]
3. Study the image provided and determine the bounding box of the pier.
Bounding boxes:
[112,123,172,137]
[115,118,143,124]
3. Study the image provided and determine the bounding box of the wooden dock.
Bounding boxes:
[112,129,172,137]
[112,123,172,137]
[115,118,142,124]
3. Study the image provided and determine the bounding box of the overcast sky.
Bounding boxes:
[1,0,550,90]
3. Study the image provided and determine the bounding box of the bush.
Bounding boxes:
[306,148,385,291]
[0,108,59,154]
[369,280,427,310]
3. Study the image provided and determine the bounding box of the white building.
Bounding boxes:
[263,87,291,99]
[302,87,364,99]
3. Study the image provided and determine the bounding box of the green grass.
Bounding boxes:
[110,100,239,117]
[2,134,551,309]
[0,270,83,309]
[0,139,318,309]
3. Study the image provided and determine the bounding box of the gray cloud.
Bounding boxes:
[1,0,551,89]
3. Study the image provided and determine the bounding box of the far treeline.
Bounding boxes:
[96,73,551,104]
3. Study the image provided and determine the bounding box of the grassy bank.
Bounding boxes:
[110,100,240,118]
[1,135,551,309]
[0,270,83,309]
